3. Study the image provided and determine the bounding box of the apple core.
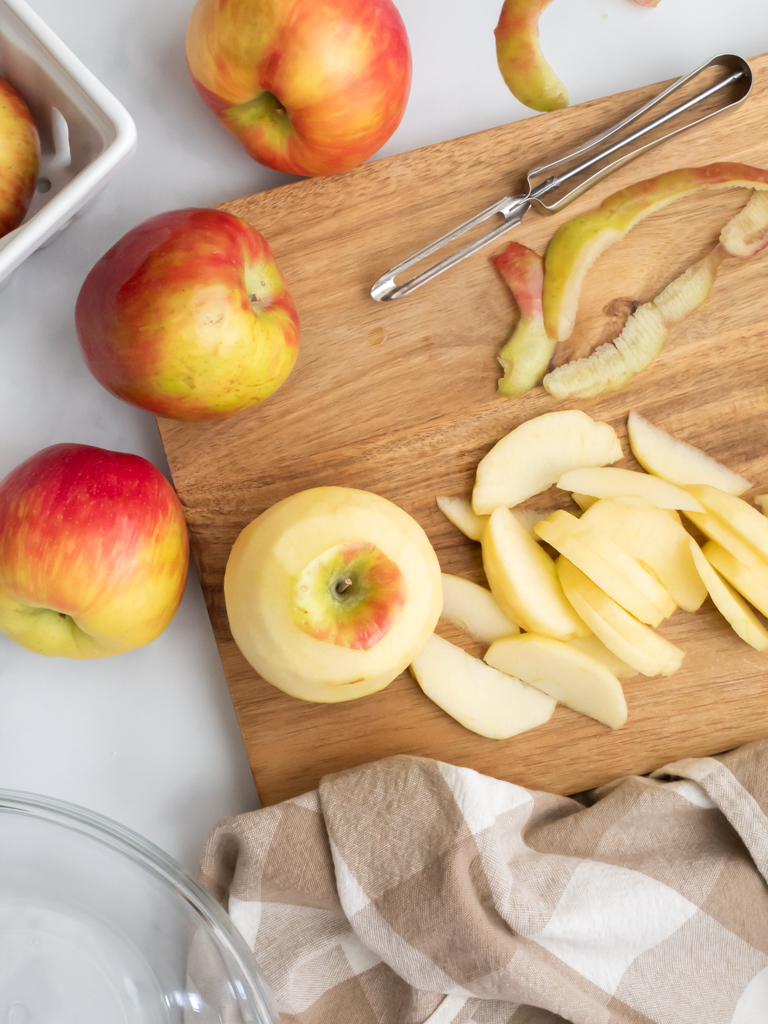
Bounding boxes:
[293,542,406,650]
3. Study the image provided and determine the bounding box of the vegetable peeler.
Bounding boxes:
[371,54,752,303]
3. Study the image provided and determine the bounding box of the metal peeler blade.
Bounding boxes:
[371,53,752,303]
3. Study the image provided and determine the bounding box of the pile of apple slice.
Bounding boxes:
[413,408,768,741]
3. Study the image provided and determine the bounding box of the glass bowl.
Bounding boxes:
[0,789,279,1023]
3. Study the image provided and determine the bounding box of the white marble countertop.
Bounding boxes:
[1,0,767,873]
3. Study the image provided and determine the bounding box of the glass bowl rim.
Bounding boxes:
[0,787,279,1024]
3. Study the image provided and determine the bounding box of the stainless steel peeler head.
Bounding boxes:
[371,53,752,303]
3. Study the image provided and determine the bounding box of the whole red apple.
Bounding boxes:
[0,76,39,238]
[0,444,189,659]
[75,208,300,421]
[185,0,412,177]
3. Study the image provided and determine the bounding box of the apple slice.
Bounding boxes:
[701,541,768,620]
[492,242,556,397]
[536,510,675,625]
[557,467,704,512]
[543,163,768,342]
[410,634,556,739]
[627,411,752,496]
[436,496,544,540]
[543,246,724,399]
[494,0,568,114]
[720,191,768,258]
[473,410,622,514]
[485,633,627,729]
[441,573,519,644]
[580,499,706,612]
[571,492,597,512]
[689,540,768,651]
[567,635,637,678]
[482,506,588,640]
[684,508,768,575]
[686,484,768,563]
[756,495,768,516]
[557,557,685,677]
[436,496,488,542]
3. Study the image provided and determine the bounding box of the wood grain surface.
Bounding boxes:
[160,55,768,806]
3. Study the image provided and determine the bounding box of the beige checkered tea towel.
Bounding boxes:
[199,744,768,1024]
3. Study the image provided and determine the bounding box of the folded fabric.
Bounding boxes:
[198,743,768,1024]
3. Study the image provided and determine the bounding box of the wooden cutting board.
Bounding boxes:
[159,54,768,806]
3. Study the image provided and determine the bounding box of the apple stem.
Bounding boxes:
[335,577,354,595]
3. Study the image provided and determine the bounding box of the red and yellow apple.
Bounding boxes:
[543,163,768,342]
[0,76,39,239]
[0,444,189,658]
[491,241,555,397]
[224,486,442,702]
[75,208,299,421]
[185,0,412,177]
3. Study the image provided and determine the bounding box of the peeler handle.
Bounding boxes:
[371,53,752,303]
[527,53,752,214]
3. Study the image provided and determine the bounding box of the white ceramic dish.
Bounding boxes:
[0,0,136,286]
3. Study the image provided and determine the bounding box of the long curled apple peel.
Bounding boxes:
[720,190,768,257]
[543,164,768,343]
[543,245,725,400]
[491,241,555,397]
[542,183,768,400]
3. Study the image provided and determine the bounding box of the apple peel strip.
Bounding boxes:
[491,241,555,397]
[543,244,725,400]
[495,0,659,114]
[543,163,768,343]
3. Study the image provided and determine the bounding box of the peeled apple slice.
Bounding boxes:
[756,495,768,516]
[473,409,622,514]
[689,540,768,651]
[492,241,555,397]
[482,506,588,641]
[686,484,768,563]
[440,573,519,645]
[684,508,768,580]
[702,542,768,620]
[557,467,704,512]
[543,247,724,399]
[580,499,706,612]
[437,496,543,540]
[720,190,768,257]
[571,493,597,512]
[535,509,675,625]
[436,496,488,541]
[543,163,768,343]
[567,634,637,678]
[627,411,752,496]
[557,557,685,677]
[410,634,556,739]
[485,633,628,730]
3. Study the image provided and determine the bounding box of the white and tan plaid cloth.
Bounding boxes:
[199,743,768,1023]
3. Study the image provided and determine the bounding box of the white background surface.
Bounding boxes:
[1,0,768,873]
